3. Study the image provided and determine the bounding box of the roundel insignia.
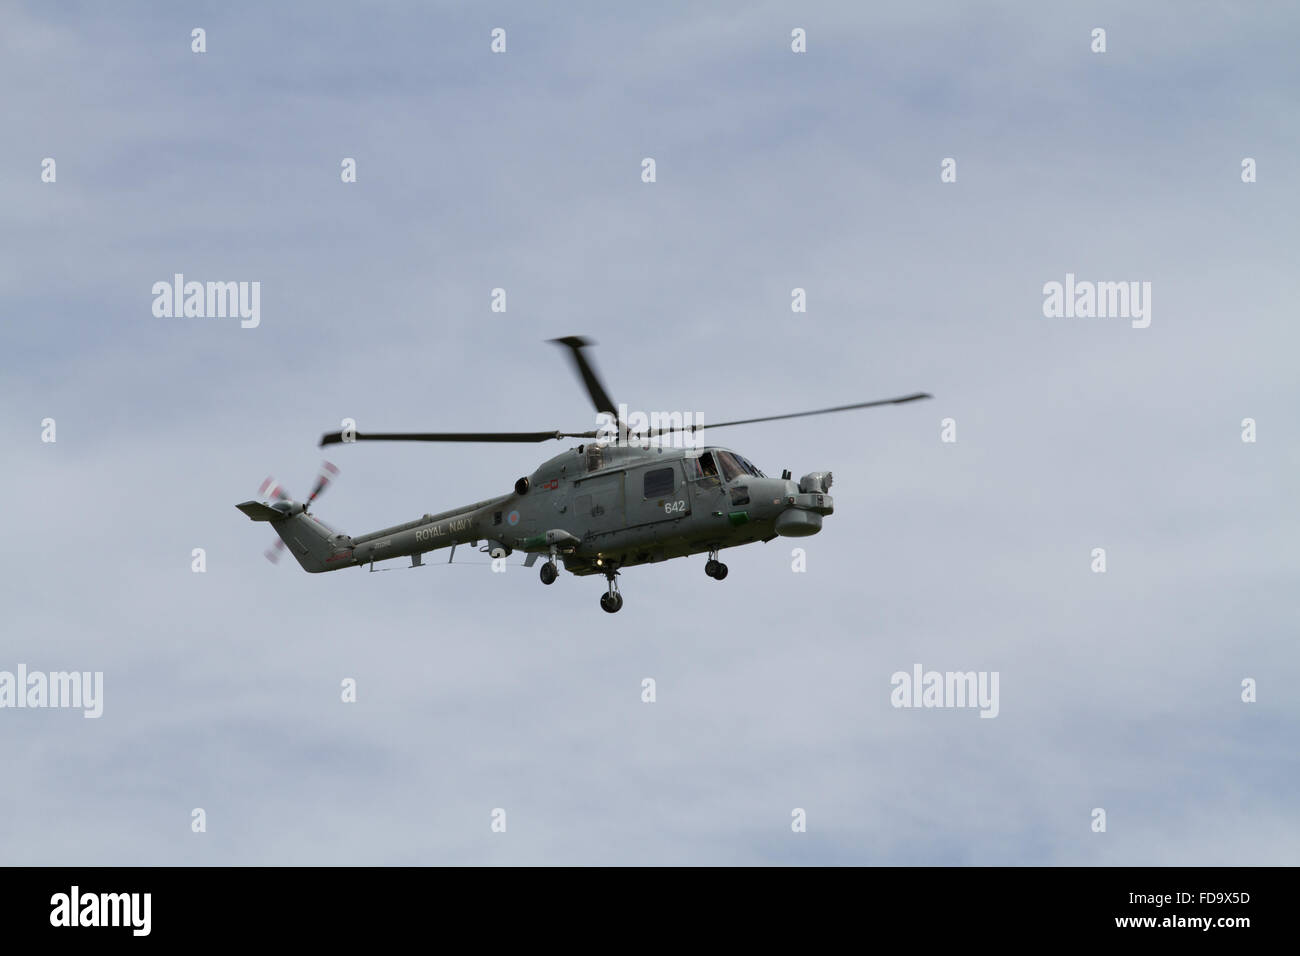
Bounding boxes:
[507,510,520,526]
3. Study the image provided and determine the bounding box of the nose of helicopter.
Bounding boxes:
[770,475,833,536]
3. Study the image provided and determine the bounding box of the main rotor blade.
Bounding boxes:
[319,429,600,447]
[642,393,934,436]
[549,336,617,417]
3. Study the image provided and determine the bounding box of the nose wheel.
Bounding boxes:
[705,551,728,580]
[600,569,623,613]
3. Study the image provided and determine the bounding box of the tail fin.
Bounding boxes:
[236,499,352,573]
[236,501,283,522]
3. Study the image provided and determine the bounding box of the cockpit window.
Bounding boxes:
[690,450,765,483]
[717,451,746,482]
[683,451,721,485]
[712,452,765,479]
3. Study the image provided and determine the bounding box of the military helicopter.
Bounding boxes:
[237,337,930,612]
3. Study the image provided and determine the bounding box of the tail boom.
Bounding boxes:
[237,494,512,573]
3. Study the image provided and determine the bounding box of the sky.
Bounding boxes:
[1,0,1297,865]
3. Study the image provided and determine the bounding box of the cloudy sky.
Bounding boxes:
[2,0,1297,865]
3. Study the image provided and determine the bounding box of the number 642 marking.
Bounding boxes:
[663,500,687,514]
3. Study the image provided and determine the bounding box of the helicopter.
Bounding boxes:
[236,337,930,613]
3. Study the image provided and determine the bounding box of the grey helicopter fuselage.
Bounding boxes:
[237,334,926,612]
[242,442,833,577]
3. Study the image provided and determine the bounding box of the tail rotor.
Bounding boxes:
[254,461,338,563]
[306,461,339,506]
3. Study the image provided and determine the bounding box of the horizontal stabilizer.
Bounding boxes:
[236,500,284,522]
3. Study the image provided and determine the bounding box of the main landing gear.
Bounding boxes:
[536,549,623,612]
[705,550,728,580]
[600,569,624,613]
[539,543,560,585]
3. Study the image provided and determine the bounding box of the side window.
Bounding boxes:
[643,467,675,499]
[730,486,750,506]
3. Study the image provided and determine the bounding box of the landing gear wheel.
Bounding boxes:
[713,563,728,580]
[705,559,720,578]
[539,561,558,585]
[601,569,623,612]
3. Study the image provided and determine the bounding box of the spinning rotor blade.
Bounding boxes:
[315,337,930,449]
[318,336,619,447]
[259,476,289,501]
[307,461,339,503]
[549,335,617,417]
[637,393,934,437]
[257,475,290,562]
[320,429,599,447]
